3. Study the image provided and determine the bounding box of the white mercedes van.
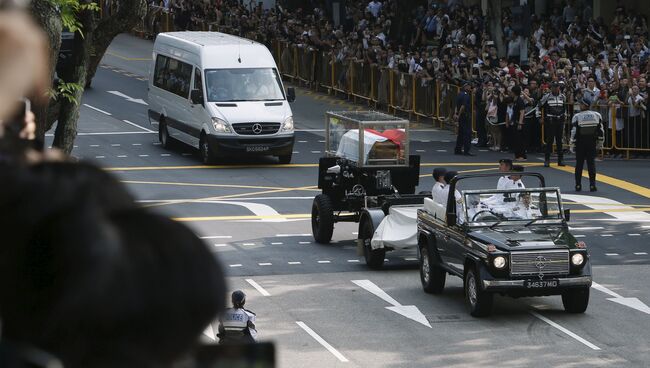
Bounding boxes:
[148,32,296,164]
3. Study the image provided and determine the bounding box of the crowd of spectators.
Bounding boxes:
[152,0,649,155]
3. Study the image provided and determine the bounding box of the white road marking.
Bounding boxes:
[529,311,600,350]
[46,131,155,136]
[591,282,650,315]
[403,257,418,261]
[83,103,112,115]
[352,232,358,235]
[95,156,105,159]
[292,151,299,154]
[90,144,100,147]
[117,155,127,158]
[229,264,242,268]
[347,259,360,263]
[153,142,161,145]
[161,154,171,157]
[243,242,255,246]
[202,324,216,341]
[436,149,447,152]
[574,235,586,238]
[311,151,321,154]
[288,261,301,265]
[643,226,650,228]
[107,90,148,105]
[132,143,142,146]
[420,140,430,143]
[246,279,271,296]
[601,234,613,237]
[111,144,121,147]
[271,242,283,245]
[563,194,650,222]
[317,260,331,264]
[318,140,325,143]
[628,234,641,236]
[139,154,149,157]
[352,280,431,328]
[276,234,311,237]
[295,322,349,362]
[416,149,426,152]
[635,252,648,255]
[258,262,272,266]
[605,253,619,256]
[213,243,228,247]
[299,241,311,245]
[298,140,307,143]
[122,119,154,132]
[200,235,233,239]
[569,227,604,231]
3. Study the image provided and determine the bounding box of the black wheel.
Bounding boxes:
[420,243,445,294]
[464,266,493,317]
[199,134,215,165]
[311,194,334,244]
[159,119,172,149]
[278,154,292,164]
[562,287,590,313]
[360,218,385,269]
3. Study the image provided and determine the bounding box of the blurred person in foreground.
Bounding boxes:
[0,161,227,367]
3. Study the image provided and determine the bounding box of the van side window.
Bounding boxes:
[193,67,203,100]
[153,55,168,89]
[163,57,192,98]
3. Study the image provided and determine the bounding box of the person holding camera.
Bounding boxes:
[539,81,568,167]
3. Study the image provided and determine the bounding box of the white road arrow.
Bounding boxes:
[562,194,650,222]
[202,323,216,341]
[352,279,431,328]
[592,282,650,315]
[107,90,148,105]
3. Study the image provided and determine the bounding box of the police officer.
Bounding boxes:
[217,290,257,344]
[570,97,604,192]
[539,81,567,167]
[454,82,475,156]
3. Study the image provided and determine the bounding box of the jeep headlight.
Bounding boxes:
[571,253,585,266]
[281,116,294,132]
[493,256,507,269]
[212,118,231,133]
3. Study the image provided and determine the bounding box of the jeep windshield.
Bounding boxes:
[462,188,563,226]
[205,68,285,102]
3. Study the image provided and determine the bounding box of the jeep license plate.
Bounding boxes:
[246,146,269,152]
[525,279,559,289]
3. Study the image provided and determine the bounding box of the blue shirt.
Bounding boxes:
[456,91,471,116]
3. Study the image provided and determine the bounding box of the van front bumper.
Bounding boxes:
[207,134,295,157]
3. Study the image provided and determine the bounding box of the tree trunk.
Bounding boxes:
[86,0,147,88]
[29,0,62,148]
[52,5,95,154]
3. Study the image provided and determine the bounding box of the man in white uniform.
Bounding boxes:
[431,167,447,202]
[438,171,464,224]
[499,165,526,191]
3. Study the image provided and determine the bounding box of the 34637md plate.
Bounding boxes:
[246,146,269,152]
[524,279,559,289]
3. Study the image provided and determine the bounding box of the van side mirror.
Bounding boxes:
[190,89,203,105]
[287,87,296,103]
[564,209,571,222]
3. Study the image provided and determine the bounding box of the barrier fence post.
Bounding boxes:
[389,71,394,114]
[412,74,417,122]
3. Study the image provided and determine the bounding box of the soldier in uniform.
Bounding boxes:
[218,290,258,344]
[539,81,567,167]
[570,97,604,192]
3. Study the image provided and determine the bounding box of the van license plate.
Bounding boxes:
[524,279,559,289]
[246,146,269,152]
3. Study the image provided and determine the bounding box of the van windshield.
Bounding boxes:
[205,68,285,102]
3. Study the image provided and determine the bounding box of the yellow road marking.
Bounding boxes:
[104,162,533,171]
[551,164,650,199]
[173,207,650,221]
[121,180,319,192]
[106,51,151,61]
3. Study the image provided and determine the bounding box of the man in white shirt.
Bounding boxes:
[437,171,464,224]
[496,158,513,189]
[431,167,447,203]
[366,1,382,18]
[499,165,526,191]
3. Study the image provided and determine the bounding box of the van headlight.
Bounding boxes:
[281,117,294,132]
[212,118,231,133]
